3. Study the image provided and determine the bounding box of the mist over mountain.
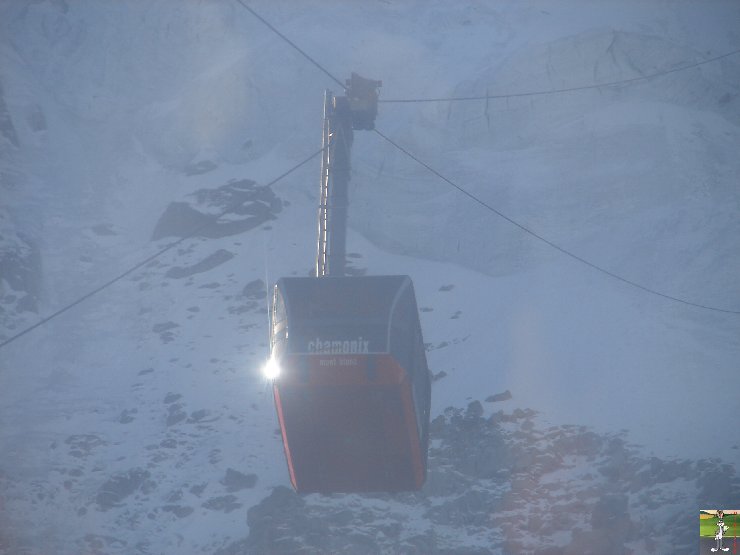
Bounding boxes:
[1,2,739,554]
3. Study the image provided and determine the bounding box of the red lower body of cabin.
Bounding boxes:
[273,354,425,493]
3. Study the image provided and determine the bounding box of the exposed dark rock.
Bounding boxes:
[485,390,512,403]
[228,301,258,315]
[165,249,234,279]
[189,483,207,497]
[166,403,187,426]
[160,438,177,449]
[0,81,19,147]
[65,434,106,458]
[151,202,213,241]
[118,409,137,424]
[96,468,151,510]
[153,322,179,333]
[199,282,220,289]
[151,179,282,240]
[241,279,266,299]
[153,321,180,343]
[163,392,182,404]
[187,408,217,423]
[202,495,242,513]
[465,400,484,419]
[162,504,194,518]
[221,468,257,492]
[432,370,447,382]
[208,449,222,465]
[0,227,42,323]
[242,487,308,551]
[216,401,740,554]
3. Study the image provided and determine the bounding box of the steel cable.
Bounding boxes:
[0,146,326,350]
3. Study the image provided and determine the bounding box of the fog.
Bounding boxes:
[1,1,739,553]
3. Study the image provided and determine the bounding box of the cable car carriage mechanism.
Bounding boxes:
[266,76,432,493]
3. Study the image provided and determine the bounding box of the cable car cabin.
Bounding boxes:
[270,275,431,493]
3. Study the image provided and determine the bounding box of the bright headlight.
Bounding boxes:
[262,356,281,380]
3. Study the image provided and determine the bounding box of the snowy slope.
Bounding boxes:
[1,1,739,554]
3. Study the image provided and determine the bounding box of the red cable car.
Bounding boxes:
[269,275,431,493]
[266,78,430,493]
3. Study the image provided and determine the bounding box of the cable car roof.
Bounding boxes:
[274,276,419,355]
[276,275,413,322]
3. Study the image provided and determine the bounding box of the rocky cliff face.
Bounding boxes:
[0,79,42,341]
[2,2,739,554]
[0,218,42,321]
[218,400,738,555]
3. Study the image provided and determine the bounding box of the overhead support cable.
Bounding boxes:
[234,0,740,315]
[372,128,740,315]
[0,146,327,350]
[379,48,740,103]
[233,0,345,89]
[233,0,739,106]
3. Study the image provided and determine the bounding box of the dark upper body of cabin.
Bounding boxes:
[270,275,431,492]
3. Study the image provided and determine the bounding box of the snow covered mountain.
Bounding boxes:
[1,1,739,554]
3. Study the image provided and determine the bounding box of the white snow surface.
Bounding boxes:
[1,1,739,554]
